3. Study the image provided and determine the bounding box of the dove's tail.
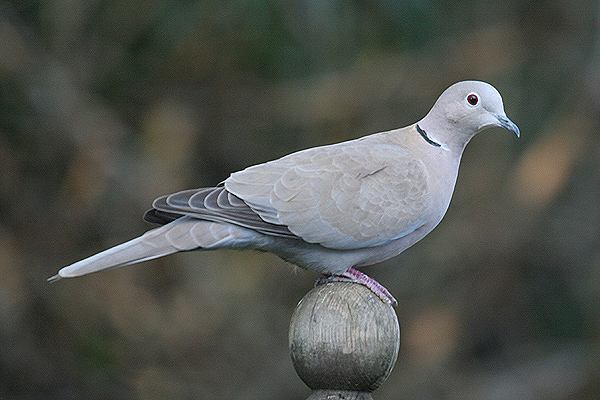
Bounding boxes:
[49,224,183,281]
[48,236,177,281]
[49,217,261,281]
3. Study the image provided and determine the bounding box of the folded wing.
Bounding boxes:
[226,141,430,249]
[148,138,430,250]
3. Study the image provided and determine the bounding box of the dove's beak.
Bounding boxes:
[494,114,520,138]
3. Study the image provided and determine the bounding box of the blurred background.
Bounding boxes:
[1,0,599,399]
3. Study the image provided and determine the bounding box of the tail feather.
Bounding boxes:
[51,217,202,280]
[50,217,266,281]
[51,234,178,280]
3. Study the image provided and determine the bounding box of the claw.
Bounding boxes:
[318,268,397,306]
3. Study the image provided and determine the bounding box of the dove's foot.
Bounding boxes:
[317,268,398,306]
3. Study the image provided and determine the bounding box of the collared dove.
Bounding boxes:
[49,81,519,305]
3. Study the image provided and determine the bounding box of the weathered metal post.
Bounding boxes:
[289,281,400,400]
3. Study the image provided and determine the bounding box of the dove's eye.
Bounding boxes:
[467,94,479,106]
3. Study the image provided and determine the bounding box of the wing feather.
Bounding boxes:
[225,139,430,249]
[146,186,296,238]
[145,135,431,250]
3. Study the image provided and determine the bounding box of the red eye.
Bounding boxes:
[467,94,478,105]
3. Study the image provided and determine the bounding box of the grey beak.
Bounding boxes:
[495,114,520,138]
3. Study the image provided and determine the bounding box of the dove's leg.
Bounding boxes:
[318,268,398,306]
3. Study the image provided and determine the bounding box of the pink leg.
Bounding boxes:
[318,268,398,306]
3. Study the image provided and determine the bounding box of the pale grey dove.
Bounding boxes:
[49,81,519,305]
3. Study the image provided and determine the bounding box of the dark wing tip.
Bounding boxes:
[143,209,182,225]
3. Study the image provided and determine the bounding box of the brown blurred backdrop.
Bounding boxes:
[1,0,600,399]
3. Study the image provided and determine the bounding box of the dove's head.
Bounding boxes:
[419,80,519,151]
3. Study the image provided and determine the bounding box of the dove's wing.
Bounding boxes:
[225,138,431,249]
[145,186,297,238]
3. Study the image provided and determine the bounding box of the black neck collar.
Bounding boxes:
[416,124,442,148]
